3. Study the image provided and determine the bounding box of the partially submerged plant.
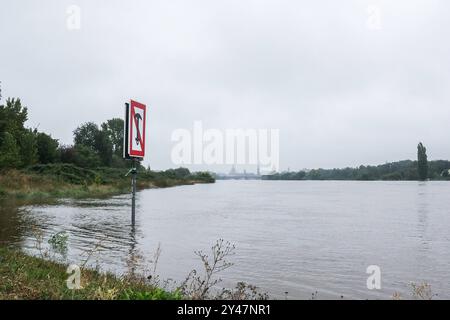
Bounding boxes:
[217,282,269,300]
[48,231,69,257]
[179,239,235,300]
[410,282,437,300]
[178,239,268,300]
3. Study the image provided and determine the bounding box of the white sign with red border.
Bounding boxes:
[124,100,146,159]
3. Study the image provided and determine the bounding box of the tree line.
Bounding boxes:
[263,143,448,181]
[0,98,128,170]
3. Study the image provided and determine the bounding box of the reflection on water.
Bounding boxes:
[0,199,41,247]
[1,181,450,299]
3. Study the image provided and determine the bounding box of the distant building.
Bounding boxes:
[441,169,450,177]
[215,165,261,180]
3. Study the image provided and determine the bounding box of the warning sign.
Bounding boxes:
[124,100,146,159]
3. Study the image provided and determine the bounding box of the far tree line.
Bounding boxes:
[0,98,128,170]
[263,143,448,181]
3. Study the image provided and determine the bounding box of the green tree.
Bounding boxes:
[73,122,99,149]
[0,98,28,143]
[73,122,113,167]
[0,132,20,169]
[36,132,59,164]
[101,118,124,157]
[94,130,113,166]
[0,98,31,168]
[59,145,77,164]
[417,142,428,181]
[18,129,38,167]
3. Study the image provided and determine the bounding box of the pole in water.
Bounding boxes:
[126,159,137,226]
[131,159,137,225]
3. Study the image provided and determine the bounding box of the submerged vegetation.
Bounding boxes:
[0,164,214,200]
[0,241,436,300]
[0,239,268,300]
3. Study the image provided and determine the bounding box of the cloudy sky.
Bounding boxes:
[1,0,449,172]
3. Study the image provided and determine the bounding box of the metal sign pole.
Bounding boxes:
[131,158,137,226]
[125,159,137,226]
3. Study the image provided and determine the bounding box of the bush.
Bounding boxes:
[162,168,191,179]
[18,129,38,167]
[0,132,20,169]
[36,132,59,164]
[73,145,102,168]
[26,164,98,185]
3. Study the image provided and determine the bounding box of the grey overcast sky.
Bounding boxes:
[1,0,449,172]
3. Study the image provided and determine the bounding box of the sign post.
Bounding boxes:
[124,100,147,226]
[131,158,137,225]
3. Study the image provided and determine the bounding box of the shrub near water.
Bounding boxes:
[26,164,98,184]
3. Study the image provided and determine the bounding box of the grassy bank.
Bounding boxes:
[0,239,268,300]
[0,164,215,200]
[0,247,181,300]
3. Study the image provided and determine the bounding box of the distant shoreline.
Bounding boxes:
[216,160,450,182]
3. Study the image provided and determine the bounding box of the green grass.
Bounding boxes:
[0,247,182,300]
[0,164,214,201]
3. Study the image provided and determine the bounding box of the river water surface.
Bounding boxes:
[1,180,450,299]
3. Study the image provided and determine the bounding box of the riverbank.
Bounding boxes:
[261,160,450,181]
[0,164,215,200]
[0,247,181,300]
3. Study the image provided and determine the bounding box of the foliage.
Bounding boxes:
[0,132,21,169]
[35,132,59,164]
[0,239,265,300]
[217,282,269,300]
[0,98,28,141]
[73,122,113,167]
[417,142,428,181]
[48,231,69,256]
[58,144,102,168]
[73,122,99,150]
[101,118,124,157]
[95,130,113,166]
[0,248,179,300]
[189,171,216,183]
[263,159,450,181]
[178,239,268,300]
[58,145,77,164]
[410,282,437,300]
[179,239,236,299]
[26,163,98,185]
[18,129,38,167]
[0,164,214,200]
[163,167,191,179]
[121,288,182,300]
[73,144,103,168]
[0,98,55,169]
[0,99,35,168]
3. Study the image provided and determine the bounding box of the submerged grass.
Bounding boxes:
[0,164,214,201]
[0,247,182,300]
